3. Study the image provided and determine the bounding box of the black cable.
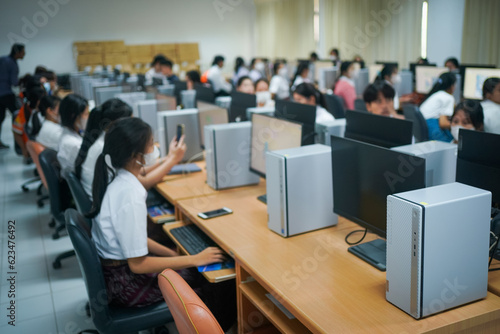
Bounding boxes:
[345,228,367,246]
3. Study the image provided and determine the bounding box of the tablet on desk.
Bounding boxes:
[168,163,202,175]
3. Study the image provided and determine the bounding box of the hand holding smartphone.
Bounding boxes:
[198,207,233,219]
[176,124,185,142]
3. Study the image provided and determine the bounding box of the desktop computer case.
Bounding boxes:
[266,144,338,237]
[204,122,260,190]
[391,141,457,187]
[386,182,490,319]
[315,119,346,146]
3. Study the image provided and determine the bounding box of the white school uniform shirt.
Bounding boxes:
[385,79,400,110]
[81,133,105,199]
[207,65,232,94]
[419,91,455,120]
[481,100,500,134]
[145,67,166,83]
[269,75,290,100]
[291,76,311,90]
[57,128,83,172]
[92,169,148,260]
[249,69,262,82]
[36,120,63,151]
[316,105,335,123]
[232,67,249,86]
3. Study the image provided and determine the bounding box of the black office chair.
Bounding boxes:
[65,209,174,334]
[39,149,76,269]
[324,94,346,119]
[354,98,368,112]
[403,104,429,142]
[64,170,92,220]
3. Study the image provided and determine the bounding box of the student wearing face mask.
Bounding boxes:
[363,82,403,119]
[293,83,334,123]
[86,118,236,330]
[481,77,500,134]
[376,64,413,110]
[329,48,340,66]
[255,78,273,107]
[236,76,255,94]
[269,61,290,100]
[249,58,264,82]
[444,57,460,74]
[57,94,89,172]
[450,100,484,143]
[35,95,62,151]
[232,57,249,86]
[333,61,357,110]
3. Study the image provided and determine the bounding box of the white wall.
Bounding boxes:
[427,0,465,66]
[0,0,256,75]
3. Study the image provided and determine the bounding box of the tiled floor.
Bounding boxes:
[0,116,179,334]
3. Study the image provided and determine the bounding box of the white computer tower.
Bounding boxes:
[204,122,260,190]
[315,119,346,146]
[391,141,457,187]
[266,144,338,237]
[386,182,491,319]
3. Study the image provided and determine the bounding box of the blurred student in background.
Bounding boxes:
[333,61,356,110]
[376,64,412,110]
[481,77,500,134]
[185,70,201,90]
[232,57,249,86]
[249,58,264,82]
[207,55,232,96]
[36,96,62,151]
[291,61,311,90]
[329,48,340,66]
[363,82,403,119]
[145,54,167,83]
[236,76,255,94]
[450,100,484,143]
[445,57,460,73]
[269,61,290,100]
[255,79,273,107]
[293,83,334,123]
[419,72,456,142]
[159,59,178,84]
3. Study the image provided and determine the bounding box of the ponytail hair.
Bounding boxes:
[292,61,309,85]
[422,72,456,103]
[234,57,245,73]
[75,98,132,179]
[86,117,152,219]
[294,82,328,109]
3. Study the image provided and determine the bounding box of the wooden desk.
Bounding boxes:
[489,260,500,296]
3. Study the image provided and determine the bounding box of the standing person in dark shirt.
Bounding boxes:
[0,44,25,150]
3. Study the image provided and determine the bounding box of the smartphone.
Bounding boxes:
[176,124,185,142]
[198,207,233,219]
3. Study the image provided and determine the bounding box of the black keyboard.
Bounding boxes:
[170,224,217,255]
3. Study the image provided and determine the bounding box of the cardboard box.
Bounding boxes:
[77,54,103,66]
[176,43,199,61]
[103,52,129,65]
[103,40,126,53]
[152,43,178,62]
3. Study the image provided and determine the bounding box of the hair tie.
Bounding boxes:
[104,154,113,169]
[438,78,443,84]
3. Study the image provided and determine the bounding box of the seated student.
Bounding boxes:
[57,94,89,172]
[333,61,357,110]
[353,55,365,68]
[481,77,500,134]
[86,117,235,330]
[269,61,290,100]
[255,78,273,107]
[40,70,57,96]
[445,57,460,73]
[75,99,133,198]
[185,70,201,90]
[236,76,255,94]
[248,58,264,82]
[329,48,340,66]
[310,52,319,62]
[35,96,62,151]
[291,61,311,91]
[207,55,232,96]
[363,82,403,119]
[232,57,249,86]
[419,72,456,142]
[450,100,484,143]
[293,83,335,123]
[159,59,179,84]
[145,54,167,83]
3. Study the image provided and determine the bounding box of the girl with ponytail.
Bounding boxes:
[293,82,334,123]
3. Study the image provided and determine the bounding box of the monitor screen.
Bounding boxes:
[174,81,188,105]
[409,63,437,79]
[456,129,500,206]
[195,83,215,103]
[275,100,316,145]
[331,136,426,238]
[197,102,228,149]
[463,67,500,99]
[415,66,448,94]
[229,92,257,122]
[250,114,302,177]
[344,110,413,148]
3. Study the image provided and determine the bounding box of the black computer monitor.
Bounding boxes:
[345,110,413,148]
[275,100,316,145]
[330,135,426,270]
[249,113,303,178]
[456,129,500,207]
[324,94,345,119]
[229,92,256,122]
[174,81,187,105]
[194,83,215,104]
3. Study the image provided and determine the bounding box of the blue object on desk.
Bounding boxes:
[198,261,235,273]
[168,163,202,175]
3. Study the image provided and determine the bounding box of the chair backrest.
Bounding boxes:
[158,269,224,334]
[26,140,47,188]
[354,98,368,112]
[39,148,70,223]
[403,104,429,142]
[65,209,111,330]
[324,94,346,119]
[64,170,92,221]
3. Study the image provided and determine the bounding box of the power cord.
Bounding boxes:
[345,228,367,246]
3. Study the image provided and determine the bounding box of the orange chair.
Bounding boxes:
[158,269,224,334]
[26,140,49,208]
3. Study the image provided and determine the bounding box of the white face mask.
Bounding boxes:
[137,145,160,167]
[43,82,51,93]
[330,55,337,61]
[255,62,265,72]
[391,74,402,85]
[278,67,288,78]
[256,91,272,106]
[451,125,464,142]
